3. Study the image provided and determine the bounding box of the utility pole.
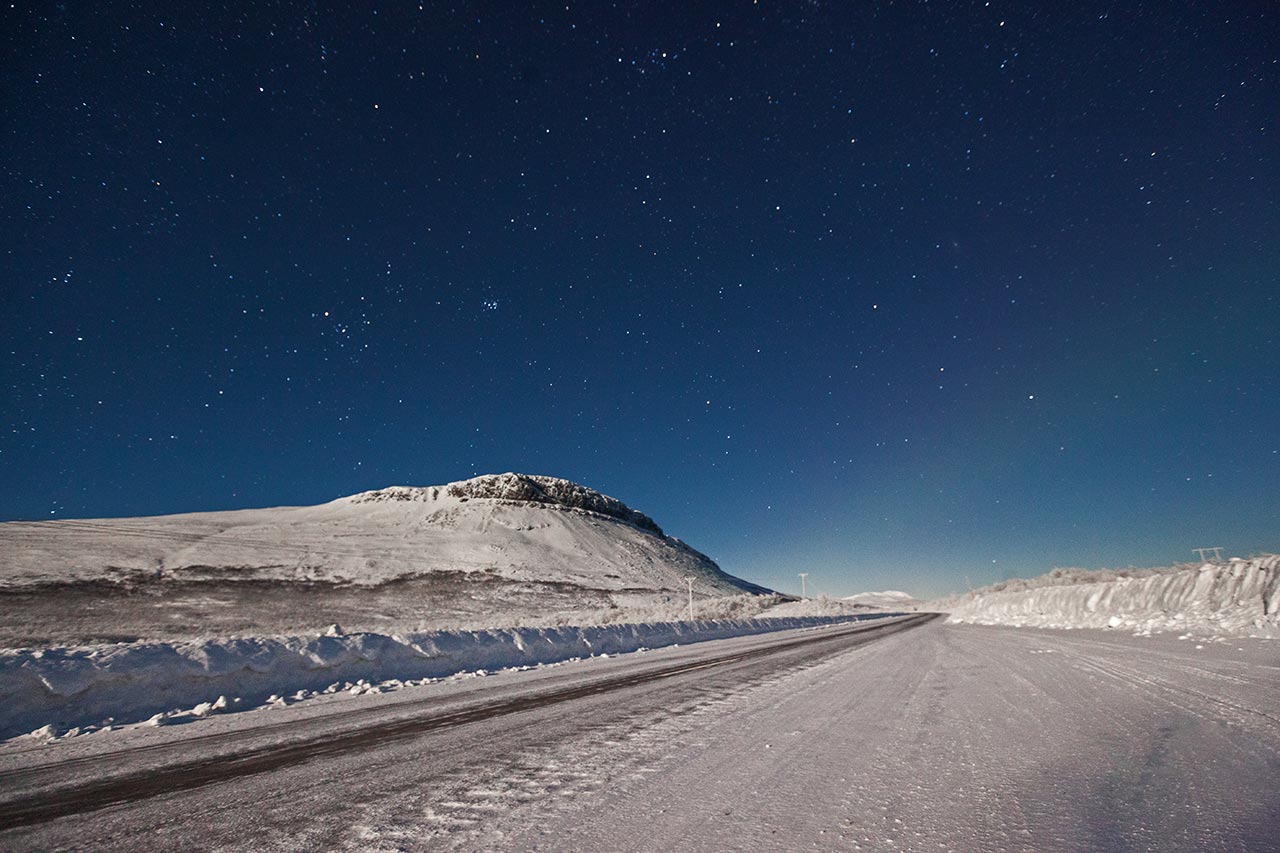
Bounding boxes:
[685,576,695,621]
[798,572,808,598]
[1193,547,1224,563]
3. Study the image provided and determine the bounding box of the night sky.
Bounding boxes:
[4,2,1278,598]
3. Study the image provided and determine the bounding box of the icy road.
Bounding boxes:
[1,614,1277,852]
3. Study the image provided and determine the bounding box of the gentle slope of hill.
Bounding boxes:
[0,473,770,646]
[842,590,921,610]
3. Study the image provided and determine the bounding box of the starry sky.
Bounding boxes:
[4,2,1278,598]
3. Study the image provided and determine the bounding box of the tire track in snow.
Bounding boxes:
[0,614,935,832]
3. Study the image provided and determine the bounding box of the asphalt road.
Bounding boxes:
[3,614,1278,852]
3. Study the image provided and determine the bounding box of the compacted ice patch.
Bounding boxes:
[942,555,1279,637]
[0,613,889,740]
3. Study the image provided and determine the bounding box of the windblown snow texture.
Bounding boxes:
[941,555,1279,637]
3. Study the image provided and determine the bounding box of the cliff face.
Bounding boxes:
[352,473,664,535]
[941,555,1280,637]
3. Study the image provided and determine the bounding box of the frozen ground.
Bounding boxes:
[940,555,1280,637]
[2,616,1276,852]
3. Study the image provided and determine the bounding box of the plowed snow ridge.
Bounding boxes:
[0,614,893,739]
[943,555,1279,637]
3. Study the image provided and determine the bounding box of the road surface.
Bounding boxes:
[2,615,1277,851]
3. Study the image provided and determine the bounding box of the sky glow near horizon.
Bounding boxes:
[3,2,1277,598]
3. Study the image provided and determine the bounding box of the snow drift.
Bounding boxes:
[0,614,893,740]
[942,555,1280,637]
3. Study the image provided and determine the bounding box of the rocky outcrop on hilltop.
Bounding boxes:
[0,472,771,645]
[352,473,664,534]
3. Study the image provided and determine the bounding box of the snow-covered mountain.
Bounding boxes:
[937,555,1280,637]
[0,473,770,646]
[842,590,921,610]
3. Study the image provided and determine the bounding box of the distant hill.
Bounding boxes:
[842,590,921,610]
[0,473,771,646]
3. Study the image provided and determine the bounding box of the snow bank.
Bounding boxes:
[0,614,889,740]
[944,555,1280,637]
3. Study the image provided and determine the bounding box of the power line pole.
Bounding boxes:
[1193,547,1224,563]
[798,572,808,598]
[685,576,695,621]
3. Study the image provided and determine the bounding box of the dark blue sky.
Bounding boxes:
[4,2,1277,597]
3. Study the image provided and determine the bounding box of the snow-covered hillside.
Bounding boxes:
[843,590,921,610]
[0,473,769,646]
[940,555,1280,637]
